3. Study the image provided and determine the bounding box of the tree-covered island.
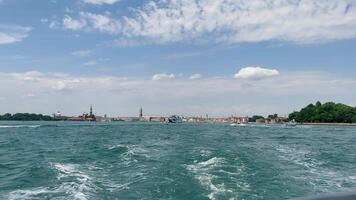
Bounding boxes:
[289,102,356,123]
[0,113,55,121]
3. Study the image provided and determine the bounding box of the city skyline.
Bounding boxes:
[0,0,356,116]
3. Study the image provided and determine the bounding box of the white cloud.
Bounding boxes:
[62,15,86,30]
[59,12,121,34]
[152,73,175,81]
[71,50,92,57]
[122,0,356,44]
[0,25,32,45]
[81,0,119,5]
[234,67,279,79]
[83,61,97,66]
[10,71,45,82]
[80,12,121,34]
[52,81,68,91]
[57,0,356,45]
[113,38,150,47]
[40,18,49,23]
[189,74,202,80]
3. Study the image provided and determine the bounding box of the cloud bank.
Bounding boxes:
[0,70,355,117]
[55,0,356,44]
[189,74,202,80]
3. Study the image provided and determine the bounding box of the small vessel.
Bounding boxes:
[230,123,247,127]
[167,115,183,123]
[285,119,297,127]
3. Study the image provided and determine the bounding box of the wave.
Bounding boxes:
[186,157,227,200]
[108,144,151,165]
[275,145,356,192]
[52,163,96,199]
[7,163,96,200]
[186,157,253,200]
[7,187,55,200]
[0,125,40,128]
[199,149,212,157]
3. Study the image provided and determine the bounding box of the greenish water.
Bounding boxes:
[1,122,356,200]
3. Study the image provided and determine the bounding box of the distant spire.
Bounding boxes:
[139,107,143,118]
[90,104,93,116]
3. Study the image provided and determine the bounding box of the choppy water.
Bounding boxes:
[1,122,356,200]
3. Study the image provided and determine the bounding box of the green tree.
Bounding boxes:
[289,102,356,123]
[0,113,55,121]
[249,115,264,122]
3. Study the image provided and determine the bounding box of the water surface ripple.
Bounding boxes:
[1,122,356,199]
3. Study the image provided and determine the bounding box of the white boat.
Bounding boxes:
[285,119,297,127]
[167,115,183,123]
[230,123,247,127]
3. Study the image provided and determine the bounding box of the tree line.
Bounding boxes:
[289,102,356,123]
[0,113,54,121]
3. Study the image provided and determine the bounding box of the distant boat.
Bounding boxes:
[168,115,183,123]
[285,119,297,127]
[230,123,247,127]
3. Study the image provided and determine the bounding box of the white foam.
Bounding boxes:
[186,156,253,199]
[111,144,151,165]
[199,149,212,157]
[108,144,149,156]
[0,125,40,128]
[7,163,98,200]
[52,163,95,199]
[8,187,53,200]
[189,157,224,170]
[276,145,356,192]
[108,144,127,150]
[186,157,232,200]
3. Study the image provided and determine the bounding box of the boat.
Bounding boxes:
[285,119,297,127]
[230,123,247,127]
[167,115,183,123]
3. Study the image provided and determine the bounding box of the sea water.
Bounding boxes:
[1,121,356,200]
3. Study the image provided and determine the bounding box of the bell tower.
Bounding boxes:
[139,107,143,118]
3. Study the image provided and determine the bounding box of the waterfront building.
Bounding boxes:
[52,111,69,120]
[149,116,166,122]
[83,105,96,121]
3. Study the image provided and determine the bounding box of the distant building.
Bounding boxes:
[265,116,288,124]
[82,105,96,121]
[230,117,249,124]
[256,118,265,123]
[52,111,69,120]
[117,117,140,122]
[96,114,111,122]
[149,116,166,122]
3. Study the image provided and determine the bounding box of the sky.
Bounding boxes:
[0,0,356,117]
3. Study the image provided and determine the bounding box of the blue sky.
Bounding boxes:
[0,0,355,116]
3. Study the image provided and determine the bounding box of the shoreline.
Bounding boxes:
[301,123,356,126]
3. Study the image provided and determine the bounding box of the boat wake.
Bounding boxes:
[185,156,251,200]
[7,163,97,200]
[275,145,356,193]
[108,144,152,165]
